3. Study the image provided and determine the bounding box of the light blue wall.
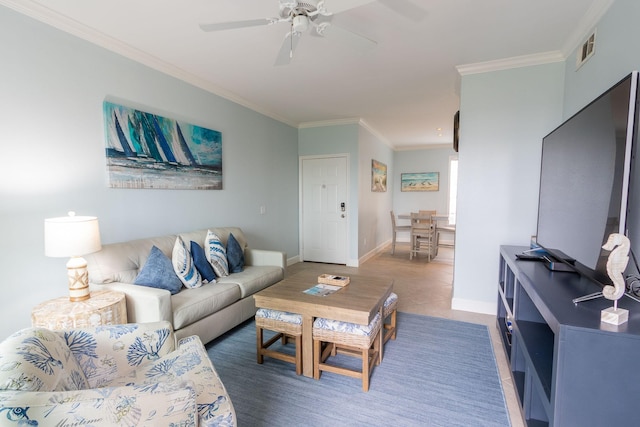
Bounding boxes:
[562,0,640,119]
[455,63,565,312]
[393,147,456,218]
[357,127,394,258]
[0,6,299,339]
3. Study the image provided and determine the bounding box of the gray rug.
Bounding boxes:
[206,312,511,427]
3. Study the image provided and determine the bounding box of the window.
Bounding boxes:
[448,156,458,225]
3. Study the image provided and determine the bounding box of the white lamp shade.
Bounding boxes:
[45,213,102,257]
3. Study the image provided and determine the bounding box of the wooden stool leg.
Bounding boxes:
[295,335,302,375]
[313,339,321,379]
[362,347,370,392]
[390,309,397,340]
[256,325,264,364]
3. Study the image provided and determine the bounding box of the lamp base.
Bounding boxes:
[67,256,91,302]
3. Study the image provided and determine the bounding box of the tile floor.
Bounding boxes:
[286,243,525,427]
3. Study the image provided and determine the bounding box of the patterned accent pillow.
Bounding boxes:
[190,240,216,283]
[226,233,245,274]
[134,246,183,294]
[205,230,229,277]
[172,236,202,289]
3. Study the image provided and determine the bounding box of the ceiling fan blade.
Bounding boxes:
[316,22,377,53]
[274,32,301,66]
[376,0,427,22]
[199,18,277,32]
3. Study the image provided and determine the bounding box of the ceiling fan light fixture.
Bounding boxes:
[292,14,309,32]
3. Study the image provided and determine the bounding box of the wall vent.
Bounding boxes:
[576,31,596,69]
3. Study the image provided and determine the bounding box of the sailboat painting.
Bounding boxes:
[103,101,223,189]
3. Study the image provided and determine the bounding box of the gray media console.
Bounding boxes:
[498,246,640,426]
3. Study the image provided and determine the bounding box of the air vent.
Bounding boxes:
[576,31,596,69]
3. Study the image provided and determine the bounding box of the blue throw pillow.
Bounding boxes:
[226,233,245,274]
[191,240,216,283]
[134,246,182,294]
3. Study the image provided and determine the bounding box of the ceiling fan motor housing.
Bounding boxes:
[279,0,319,19]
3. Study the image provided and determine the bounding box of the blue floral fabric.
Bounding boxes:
[255,308,302,324]
[0,321,236,426]
[313,312,382,337]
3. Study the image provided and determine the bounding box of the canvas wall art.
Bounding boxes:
[103,101,223,189]
[401,172,439,192]
[371,159,387,192]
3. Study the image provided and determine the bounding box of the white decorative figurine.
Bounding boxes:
[601,233,630,325]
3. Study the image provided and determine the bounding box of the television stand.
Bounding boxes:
[497,245,640,426]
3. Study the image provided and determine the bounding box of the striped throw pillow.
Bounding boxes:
[205,230,229,277]
[172,236,202,289]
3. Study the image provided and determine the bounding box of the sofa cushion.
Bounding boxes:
[217,265,284,298]
[191,240,217,283]
[171,283,242,330]
[0,380,198,426]
[0,328,88,392]
[172,236,202,289]
[205,230,229,277]
[226,233,245,274]
[134,245,183,294]
[109,335,236,426]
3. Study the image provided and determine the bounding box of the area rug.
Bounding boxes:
[206,312,511,427]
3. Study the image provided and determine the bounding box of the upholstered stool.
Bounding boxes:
[313,312,382,391]
[255,308,303,375]
[380,292,398,361]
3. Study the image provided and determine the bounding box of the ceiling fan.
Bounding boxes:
[199,0,426,66]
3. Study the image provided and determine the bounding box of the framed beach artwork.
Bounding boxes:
[103,101,223,190]
[371,159,387,192]
[401,172,439,192]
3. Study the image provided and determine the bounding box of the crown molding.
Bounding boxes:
[394,143,452,151]
[298,118,361,128]
[0,0,298,128]
[456,51,565,76]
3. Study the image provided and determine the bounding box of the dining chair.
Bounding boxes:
[410,212,435,260]
[433,215,456,253]
[389,211,411,254]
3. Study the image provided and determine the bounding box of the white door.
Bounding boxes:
[301,156,348,264]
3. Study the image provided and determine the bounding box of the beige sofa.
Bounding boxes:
[86,227,285,344]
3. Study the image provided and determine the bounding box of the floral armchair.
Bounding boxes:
[0,321,235,426]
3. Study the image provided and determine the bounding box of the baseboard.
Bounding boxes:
[287,255,301,266]
[451,297,496,315]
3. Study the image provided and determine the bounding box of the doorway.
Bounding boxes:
[300,155,348,264]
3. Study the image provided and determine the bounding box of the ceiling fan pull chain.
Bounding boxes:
[290,21,294,59]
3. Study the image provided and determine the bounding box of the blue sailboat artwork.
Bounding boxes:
[103,101,223,189]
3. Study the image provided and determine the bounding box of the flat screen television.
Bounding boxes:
[536,71,639,287]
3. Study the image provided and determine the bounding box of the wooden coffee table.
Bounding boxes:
[253,271,393,377]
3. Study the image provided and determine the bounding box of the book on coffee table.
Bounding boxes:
[303,283,342,297]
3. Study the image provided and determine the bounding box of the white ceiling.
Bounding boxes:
[2,0,613,149]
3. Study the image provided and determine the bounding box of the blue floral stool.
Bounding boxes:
[312,312,382,391]
[255,308,303,375]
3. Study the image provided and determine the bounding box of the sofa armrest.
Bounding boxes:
[0,381,197,426]
[91,282,172,324]
[245,248,286,270]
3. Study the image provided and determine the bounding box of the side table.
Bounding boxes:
[31,289,127,330]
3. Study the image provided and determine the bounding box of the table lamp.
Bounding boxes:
[44,212,102,301]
